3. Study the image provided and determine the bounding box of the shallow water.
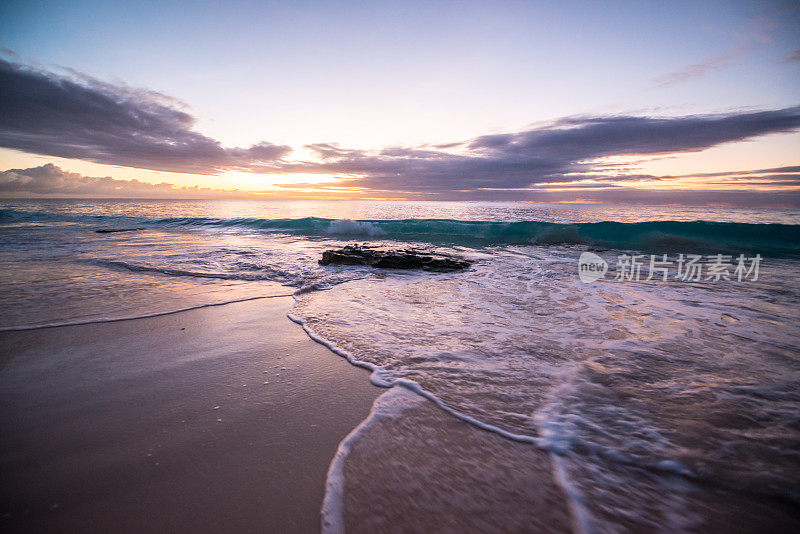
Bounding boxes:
[2,199,799,532]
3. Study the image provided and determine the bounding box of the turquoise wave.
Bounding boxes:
[2,208,799,257]
[155,216,800,257]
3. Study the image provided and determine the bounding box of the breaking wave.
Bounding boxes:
[2,208,798,257]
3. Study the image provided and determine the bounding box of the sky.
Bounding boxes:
[0,0,799,205]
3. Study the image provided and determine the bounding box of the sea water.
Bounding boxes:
[1,199,798,531]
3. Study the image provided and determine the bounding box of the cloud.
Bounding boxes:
[267,107,800,194]
[786,49,800,62]
[467,109,800,157]
[2,163,799,207]
[0,164,239,198]
[652,47,749,87]
[681,165,800,176]
[0,59,290,174]
[1,58,799,205]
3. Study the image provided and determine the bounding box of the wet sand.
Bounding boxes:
[336,387,574,534]
[0,296,381,533]
[6,293,792,534]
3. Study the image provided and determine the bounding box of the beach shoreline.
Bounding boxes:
[2,198,798,533]
[0,296,381,533]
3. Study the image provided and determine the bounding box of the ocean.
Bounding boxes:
[1,199,799,532]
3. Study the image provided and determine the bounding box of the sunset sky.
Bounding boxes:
[1,0,799,205]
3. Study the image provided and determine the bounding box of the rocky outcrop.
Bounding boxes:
[319,245,471,272]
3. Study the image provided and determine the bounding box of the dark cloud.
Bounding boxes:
[786,49,800,62]
[269,106,800,194]
[1,58,799,206]
[467,109,800,159]
[2,163,799,207]
[676,165,800,178]
[0,164,239,198]
[0,59,290,174]
[305,143,365,160]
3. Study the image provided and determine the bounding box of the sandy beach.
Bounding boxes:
[0,296,381,533]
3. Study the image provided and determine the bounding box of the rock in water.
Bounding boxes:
[319,245,471,272]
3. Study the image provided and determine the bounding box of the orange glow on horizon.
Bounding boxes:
[554,198,603,204]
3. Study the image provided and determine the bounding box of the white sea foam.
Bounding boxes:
[321,387,424,534]
[0,294,293,332]
[325,219,387,237]
[292,246,800,530]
